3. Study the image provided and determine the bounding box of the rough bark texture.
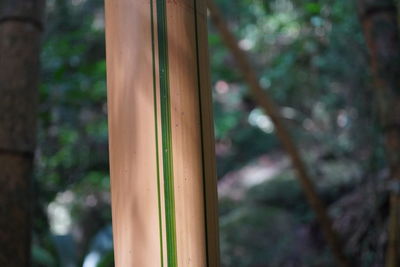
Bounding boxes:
[356,1,400,266]
[0,0,44,266]
[207,1,350,266]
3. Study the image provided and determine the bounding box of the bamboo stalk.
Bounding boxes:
[355,1,400,266]
[206,1,350,266]
[104,0,220,266]
[0,1,44,266]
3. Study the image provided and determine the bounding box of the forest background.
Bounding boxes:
[17,0,399,266]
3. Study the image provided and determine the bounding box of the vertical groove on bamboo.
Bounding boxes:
[105,0,220,266]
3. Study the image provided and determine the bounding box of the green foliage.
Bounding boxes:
[31,234,60,267]
[34,0,111,266]
[209,0,378,182]
[97,251,114,267]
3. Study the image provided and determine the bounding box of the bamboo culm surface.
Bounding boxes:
[105,0,220,266]
[0,1,44,266]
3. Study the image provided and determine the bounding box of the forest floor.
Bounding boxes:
[217,150,388,266]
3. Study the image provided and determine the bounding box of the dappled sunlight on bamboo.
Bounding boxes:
[167,2,208,266]
[105,0,219,266]
[105,1,161,265]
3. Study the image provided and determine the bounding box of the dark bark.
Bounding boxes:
[207,1,351,266]
[0,0,44,266]
[356,1,400,266]
[0,0,44,30]
[0,153,33,266]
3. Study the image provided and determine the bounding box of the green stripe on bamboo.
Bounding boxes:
[150,0,165,265]
[156,0,178,266]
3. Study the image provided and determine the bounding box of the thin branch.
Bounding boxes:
[206,1,350,266]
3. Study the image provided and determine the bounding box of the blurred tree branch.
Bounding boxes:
[206,1,350,266]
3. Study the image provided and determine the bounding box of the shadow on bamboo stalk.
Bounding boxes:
[206,0,350,266]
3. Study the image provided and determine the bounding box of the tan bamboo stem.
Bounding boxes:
[105,0,220,266]
[207,1,350,266]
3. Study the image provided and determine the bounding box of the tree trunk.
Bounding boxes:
[356,1,400,266]
[104,0,220,266]
[206,1,351,266]
[0,0,44,266]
